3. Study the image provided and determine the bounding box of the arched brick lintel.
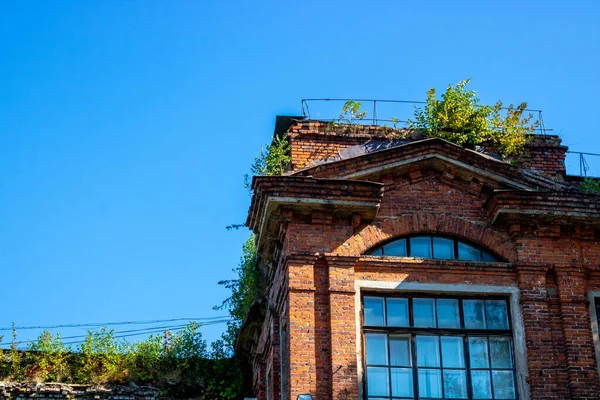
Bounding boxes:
[339,213,517,262]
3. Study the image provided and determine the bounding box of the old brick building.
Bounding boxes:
[238,117,600,400]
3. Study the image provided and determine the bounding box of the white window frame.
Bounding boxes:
[355,281,530,400]
[587,290,600,379]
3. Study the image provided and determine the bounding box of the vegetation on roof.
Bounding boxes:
[409,79,538,157]
[579,177,600,193]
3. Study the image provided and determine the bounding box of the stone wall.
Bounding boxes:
[0,382,161,400]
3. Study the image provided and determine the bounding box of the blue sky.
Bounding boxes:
[0,1,598,346]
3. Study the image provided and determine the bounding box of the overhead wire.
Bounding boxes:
[0,318,232,348]
[0,316,232,331]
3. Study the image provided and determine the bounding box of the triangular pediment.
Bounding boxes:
[292,138,567,192]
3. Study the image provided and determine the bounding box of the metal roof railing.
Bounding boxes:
[300,98,553,134]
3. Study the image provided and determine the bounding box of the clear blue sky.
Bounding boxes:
[1,1,598,346]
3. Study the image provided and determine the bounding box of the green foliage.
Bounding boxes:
[338,100,367,124]
[10,323,23,381]
[216,235,264,326]
[77,327,130,384]
[244,132,291,191]
[0,323,242,399]
[327,100,368,133]
[410,79,537,157]
[28,331,70,382]
[579,177,600,193]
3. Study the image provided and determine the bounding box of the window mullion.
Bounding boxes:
[464,335,474,400]
[387,333,392,400]
[487,336,495,400]
[411,334,418,400]
[439,335,445,399]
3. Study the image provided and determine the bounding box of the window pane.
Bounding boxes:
[433,237,455,259]
[490,337,513,368]
[391,368,414,397]
[471,371,492,399]
[418,369,442,398]
[441,336,465,368]
[389,336,411,367]
[416,336,440,367]
[437,298,460,328]
[414,298,436,328]
[371,248,383,256]
[384,239,407,256]
[486,300,509,330]
[443,370,468,399]
[367,367,390,397]
[410,236,432,258]
[364,297,385,326]
[481,251,497,262]
[366,333,388,365]
[492,371,516,399]
[464,300,486,329]
[469,337,489,368]
[458,242,481,261]
[387,298,409,327]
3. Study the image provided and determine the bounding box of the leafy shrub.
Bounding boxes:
[410,79,537,157]
[0,324,241,399]
[244,132,291,191]
[579,177,600,193]
[28,331,70,382]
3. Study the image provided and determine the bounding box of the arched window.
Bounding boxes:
[367,235,500,262]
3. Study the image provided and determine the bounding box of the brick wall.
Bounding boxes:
[243,119,600,400]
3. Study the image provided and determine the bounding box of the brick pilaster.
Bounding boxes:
[555,267,600,399]
[287,256,318,399]
[326,255,360,400]
[516,264,560,400]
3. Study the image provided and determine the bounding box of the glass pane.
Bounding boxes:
[416,336,440,367]
[384,239,407,256]
[391,368,413,397]
[492,370,516,399]
[367,367,390,397]
[433,237,455,259]
[414,298,436,328]
[387,298,409,327]
[437,298,460,328]
[464,300,486,329]
[410,236,432,258]
[481,251,497,262]
[486,300,509,330]
[471,370,492,399]
[371,248,383,256]
[469,337,489,368]
[490,337,513,368]
[366,333,388,365]
[418,369,442,398]
[443,370,468,399]
[441,336,465,368]
[458,242,481,261]
[389,336,411,366]
[364,297,385,326]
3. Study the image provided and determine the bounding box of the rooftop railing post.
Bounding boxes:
[373,100,377,125]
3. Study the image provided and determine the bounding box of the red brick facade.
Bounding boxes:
[239,118,600,400]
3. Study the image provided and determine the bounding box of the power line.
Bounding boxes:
[0,318,232,348]
[0,316,232,332]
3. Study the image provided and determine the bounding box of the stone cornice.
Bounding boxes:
[247,177,383,260]
[487,190,600,225]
